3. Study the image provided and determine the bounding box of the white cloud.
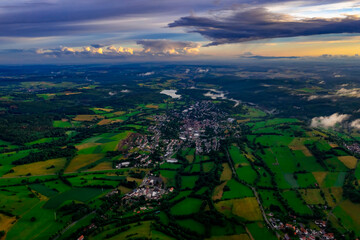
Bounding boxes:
[311,113,350,128]
[350,119,360,129]
[36,45,134,57]
[336,88,360,98]
[35,40,201,58]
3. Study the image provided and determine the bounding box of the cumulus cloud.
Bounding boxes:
[35,40,201,59]
[351,119,360,129]
[336,88,360,98]
[136,40,201,55]
[311,113,350,128]
[169,7,360,46]
[36,45,134,57]
[308,88,360,101]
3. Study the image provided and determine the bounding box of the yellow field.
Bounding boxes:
[63,91,82,96]
[186,154,194,163]
[289,138,312,156]
[75,142,101,150]
[145,104,159,109]
[4,158,66,177]
[232,198,263,221]
[127,176,143,185]
[106,221,152,240]
[98,119,123,125]
[313,172,327,186]
[87,161,113,171]
[118,186,132,194]
[299,189,325,205]
[93,107,113,112]
[97,119,112,125]
[338,156,358,169]
[215,198,263,221]
[65,154,104,172]
[212,181,227,200]
[0,213,16,235]
[73,115,104,121]
[329,143,339,148]
[113,111,126,115]
[338,200,360,229]
[323,187,343,207]
[207,234,250,240]
[221,163,232,181]
[312,130,328,137]
[236,119,250,124]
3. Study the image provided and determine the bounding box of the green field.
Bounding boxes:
[282,190,312,215]
[181,175,198,189]
[170,198,203,215]
[177,219,205,235]
[222,179,253,199]
[247,222,277,240]
[43,188,104,209]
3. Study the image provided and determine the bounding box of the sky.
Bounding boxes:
[0,0,360,63]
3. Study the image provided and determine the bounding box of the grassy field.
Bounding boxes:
[65,154,104,172]
[247,222,277,240]
[170,190,192,202]
[177,219,205,235]
[213,181,227,201]
[6,201,69,240]
[87,161,113,171]
[236,165,257,184]
[25,137,60,146]
[258,190,284,210]
[338,156,357,169]
[4,158,66,177]
[296,173,317,188]
[0,186,40,216]
[229,146,249,165]
[299,189,325,205]
[203,162,215,172]
[73,114,104,121]
[181,175,198,189]
[53,120,72,128]
[43,188,104,209]
[333,200,360,235]
[221,163,232,181]
[92,221,153,240]
[30,184,58,197]
[0,213,16,236]
[159,170,177,186]
[216,198,262,221]
[0,150,33,176]
[222,179,253,200]
[170,198,203,215]
[282,190,312,215]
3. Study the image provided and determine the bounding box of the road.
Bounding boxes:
[225,148,280,239]
[52,211,95,240]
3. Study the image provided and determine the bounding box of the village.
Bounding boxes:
[268,214,336,240]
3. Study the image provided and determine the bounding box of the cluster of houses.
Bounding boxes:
[121,175,172,202]
[269,216,335,240]
[177,101,226,154]
[344,143,360,155]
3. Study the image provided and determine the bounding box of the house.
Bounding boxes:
[284,234,291,240]
[77,235,84,240]
[324,233,334,239]
[166,158,178,163]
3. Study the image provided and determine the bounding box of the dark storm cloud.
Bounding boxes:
[0,0,231,37]
[169,7,360,46]
[0,0,355,38]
